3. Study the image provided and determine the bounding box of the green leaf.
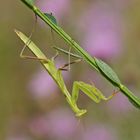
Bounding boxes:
[94,57,121,85]
[44,13,57,25]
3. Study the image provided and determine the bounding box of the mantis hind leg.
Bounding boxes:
[52,46,83,71]
[20,42,49,62]
[19,14,49,63]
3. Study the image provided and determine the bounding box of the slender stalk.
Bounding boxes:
[20,0,98,70]
[20,0,140,108]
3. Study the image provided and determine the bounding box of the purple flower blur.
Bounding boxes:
[107,92,132,114]
[36,0,71,20]
[113,0,132,9]
[82,124,116,140]
[28,68,57,99]
[29,108,78,139]
[29,116,49,137]
[46,108,77,139]
[79,2,123,60]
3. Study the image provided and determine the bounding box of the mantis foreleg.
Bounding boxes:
[68,81,116,116]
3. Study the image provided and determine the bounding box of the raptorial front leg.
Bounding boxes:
[70,81,118,116]
[100,89,119,101]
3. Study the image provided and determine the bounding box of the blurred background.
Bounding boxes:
[1,0,140,139]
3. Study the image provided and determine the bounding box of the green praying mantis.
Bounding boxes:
[19,0,140,110]
[15,0,140,118]
[15,29,117,117]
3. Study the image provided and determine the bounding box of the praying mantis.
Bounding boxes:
[15,29,116,117]
[19,0,140,115]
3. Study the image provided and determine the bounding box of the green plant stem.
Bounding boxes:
[20,0,98,70]
[20,0,140,108]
